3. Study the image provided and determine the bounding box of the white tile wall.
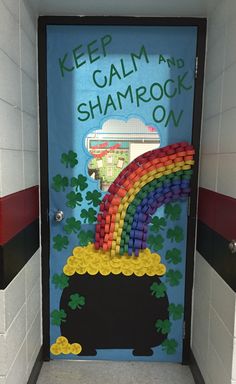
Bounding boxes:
[196,1,236,379]
[2,0,19,22]
[20,29,36,80]
[22,112,38,151]
[207,0,227,47]
[228,0,236,20]
[201,115,220,154]
[222,63,236,113]
[217,154,236,197]
[0,1,20,65]
[0,305,26,375]
[0,376,6,384]
[20,1,36,44]
[25,249,41,297]
[192,253,236,384]
[0,293,5,334]
[211,269,236,336]
[23,150,39,189]
[21,71,37,117]
[0,100,22,151]
[203,75,223,120]
[0,0,41,382]
[209,307,234,377]
[26,311,41,365]
[5,341,27,384]
[199,154,218,191]
[199,0,236,199]
[0,251,41,382]
[207,342,231,384]
[4,269,26,331]
[205,36,225,84]
[0,149,24,196]
[27,341,41,380]
[26,278,40,330]
[225,19,236,69]
[220,107,236,153]
[232,338,236,380]
[0,50,21,108]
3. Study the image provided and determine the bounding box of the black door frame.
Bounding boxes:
[38,16,206,363]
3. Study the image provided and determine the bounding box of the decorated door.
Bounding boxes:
[46,21,198,362]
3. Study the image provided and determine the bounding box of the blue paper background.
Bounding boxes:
[47,25,197,362]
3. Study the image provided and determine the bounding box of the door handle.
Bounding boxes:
[228,240,236,254]
[54,210,64,222]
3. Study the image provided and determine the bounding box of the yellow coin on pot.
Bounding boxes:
[50,343,62,356]
[71,343,82,355]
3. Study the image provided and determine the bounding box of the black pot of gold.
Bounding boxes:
[51,244,169,357]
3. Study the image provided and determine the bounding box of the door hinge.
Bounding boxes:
[187,197,191,216]
[195,56,198,78]
[183,321,186,340]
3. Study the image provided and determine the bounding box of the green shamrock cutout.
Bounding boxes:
[71,174,88,191]
[61,150,78,168]
[162,339,178,355]
[52,174,69,192]
[53,235,69,251]
[63,217,81,234]
[150,282,167,298]
[52,273,69,289]
[155,319,171,335]
[50,309,67,326]
[68,293,85,310]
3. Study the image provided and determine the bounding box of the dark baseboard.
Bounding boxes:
[189,349,205,384]
[0,220,39,289]
[27,347,43,384]
[197,220,236,292]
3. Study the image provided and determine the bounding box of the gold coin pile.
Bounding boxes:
[50,336,82,356]
[63,243,166,277]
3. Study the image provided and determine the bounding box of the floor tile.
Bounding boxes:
[36,361,195,384]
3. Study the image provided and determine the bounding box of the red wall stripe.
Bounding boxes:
[0,186,39,245]
[198,187,236,241]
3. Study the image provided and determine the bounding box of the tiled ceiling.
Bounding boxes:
[27,0,218,17]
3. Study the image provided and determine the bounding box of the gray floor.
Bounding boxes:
[36,361,195,384]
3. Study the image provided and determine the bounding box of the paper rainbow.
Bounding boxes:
[95,142,195,256]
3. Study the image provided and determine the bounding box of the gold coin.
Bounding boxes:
[131,258,142,268]
[56,336,68,347]
[152,253,161,264]
[134,269,144,277]
[141,256,152,268]
[70,343,82,355]
[111,266,122,275]
[63,265,75,276]
[99,266,111,276]
[143,248,151,256]
[50,344,62,355]
[87,265,99,275]
[67,256,79,267]
[101,254,110,262]
[122,268,133,276]
[89,254,100,266]
[156,264,166,276]
[73,247,83,256]
[110,257,122,268]
[146,266,156,276]
[75,265,87,275]
[62,345,71,354]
